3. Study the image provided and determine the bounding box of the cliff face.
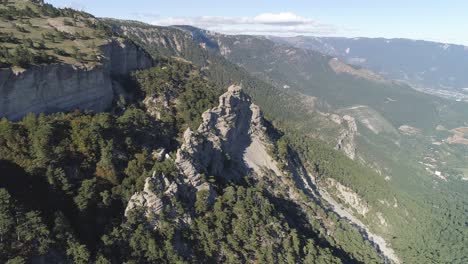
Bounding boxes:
[107,19,194,58]
[126,85,282,227]
[0,38,153,120]
[101,39,153,76]
[176,85,281,184]
[335,115,357,160]
[0,64,110,120]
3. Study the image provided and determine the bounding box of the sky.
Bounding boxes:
[47,0,468,45]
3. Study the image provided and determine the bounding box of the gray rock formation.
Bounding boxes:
[126,85,283,227]
[143,94,171,120]
[123,85,398,263]
[125,171,189,227]
[0,38,153,120]
[335,115,357,160]
[175,85,281,184]
[101,39,153,76]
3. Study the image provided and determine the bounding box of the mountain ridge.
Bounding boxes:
[271,35,468,94]
[0,2,466,263]
[126,84,399,263]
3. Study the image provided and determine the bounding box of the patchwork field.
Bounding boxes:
[447,127,468,144]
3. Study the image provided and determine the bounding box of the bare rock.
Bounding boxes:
[335,115,357,160]
[126,85,281,228]
[125,171,188,228]
[0,38,153,120]
[175,85,281,185]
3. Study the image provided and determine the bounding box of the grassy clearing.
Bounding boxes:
[0,0,111,68]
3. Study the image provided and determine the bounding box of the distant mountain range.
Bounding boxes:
[1,2,467,262]
[271,36,468,97]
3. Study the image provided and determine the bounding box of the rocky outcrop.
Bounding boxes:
[398,125,421,136]
[326,178,369,216]
[126,85,282,227]
[317,183,400,264]
[101,39,153,76]
[124,85,400,263]
[175,85,281,184]
[0,38,153,120]
[335,115,357,160]
[338,105,399,136]
[143,94,171,120]
[125,171,190,228]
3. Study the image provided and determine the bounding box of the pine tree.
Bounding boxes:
[0,189,13,243]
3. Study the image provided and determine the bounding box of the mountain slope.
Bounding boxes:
[0,4,390,261]
[0,2,466,263]
[0,62,389,263]
[126,85,390,263]
[105,19,352,145]
[273,36,468,94]
[0,0,153,120]
[176,26,468,132]
[104,21,468,263]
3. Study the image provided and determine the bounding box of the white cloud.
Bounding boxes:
[151,12,338,36]
[252,12,314,25]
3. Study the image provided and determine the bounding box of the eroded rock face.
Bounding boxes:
[126,85,282,228]
[175,85,281,183]
[0,65,112,120]
[101,38,153,75]
[0,38,153,120]
[326,178,369,216]
[125,171,189,228]
[335,115,357,160]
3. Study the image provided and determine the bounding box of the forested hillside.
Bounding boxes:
[0,0,111,69]
[273,36,468,92]
[0,3,390,261]
[0,56,389,263]
[107,21,468,263]
[0,1,466,263]
[0,58,216,262]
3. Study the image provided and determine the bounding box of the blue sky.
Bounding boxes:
[47,0,468,45]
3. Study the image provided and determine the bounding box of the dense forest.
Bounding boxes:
[0,57,384,263]
[1,1,466,263]
[108,19,468,264]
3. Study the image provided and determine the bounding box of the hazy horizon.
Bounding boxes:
[46,0,468,46]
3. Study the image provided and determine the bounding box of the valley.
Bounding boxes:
[274,36,468,93]
[0,1,467,263]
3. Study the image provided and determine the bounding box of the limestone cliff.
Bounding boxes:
[126,85,282,227]
[175,84,281,183]
[335,115,357,160]
[0,38,153,120]
[125,171,192,227]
